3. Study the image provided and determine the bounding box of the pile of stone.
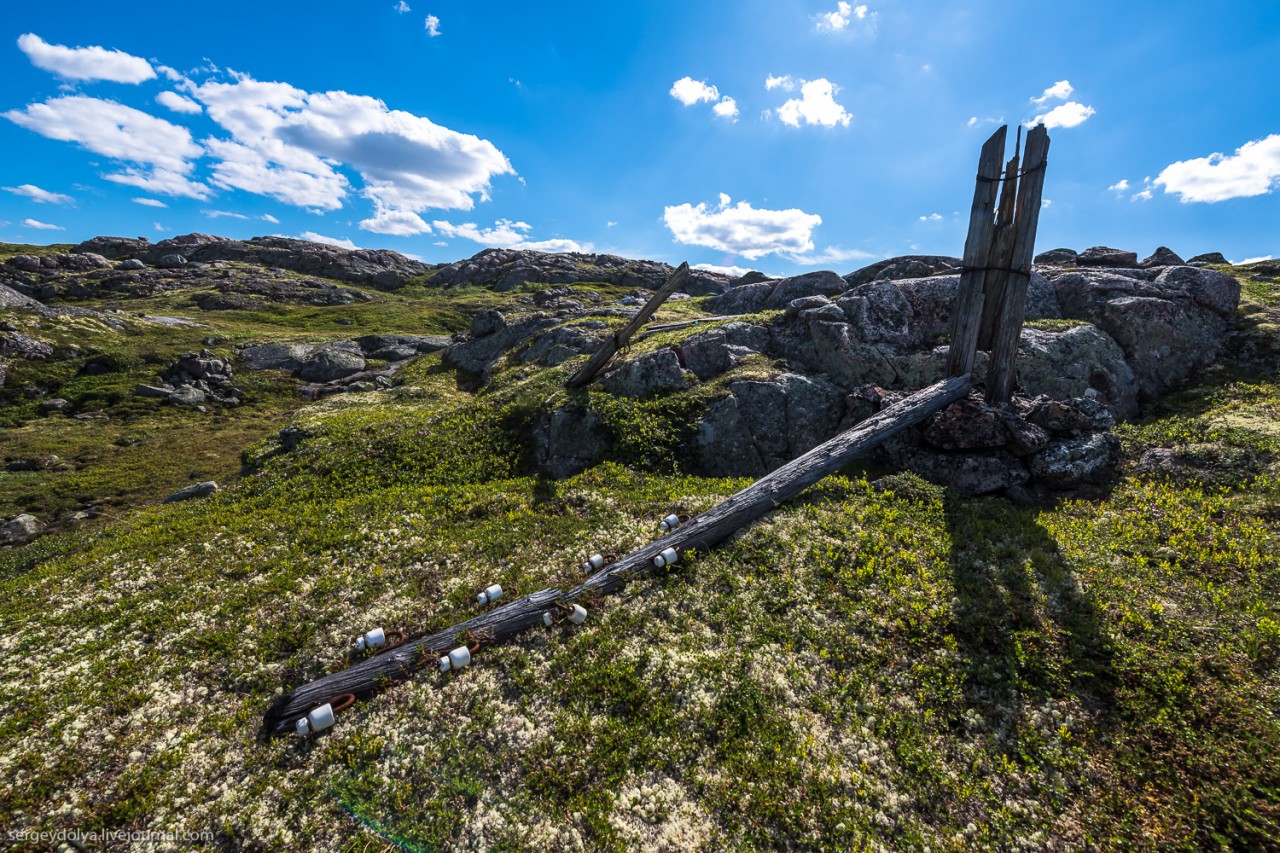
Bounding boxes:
[427,247,730,295]
[136,350,242,409]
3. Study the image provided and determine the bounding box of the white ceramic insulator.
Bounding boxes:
[448,646,472,670]
[483,584,503,604]
[587,554,605,570]
[298,703,335,735]
[357,627,386,652]
[295,717,311,736]
[439,655,451,672]
[654,546,679,568]
[543,612,554,627]
[568,604,588,625]
[661,514,680,531]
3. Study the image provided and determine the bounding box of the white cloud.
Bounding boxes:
[693,263,753,278]
[16,33,154,84]
[1027,101,1095,129]
[261,213,280,223]
[154,222,167,232]
[1031,80,1073,105]
[22,218,64,230]
[918,212,942,222]
[1041,198,1052,208]
[432,218,590,252]
[424,15,441,37]
[663,194,822,260]
[3,184,73,204]
[1108,179,1130,193]
[156,64,183,82]
[360,206,431,235]
[1153,134,1280,203]
[670,77,720,106]
[787,246,875,265]
[185,75,513,220]
[156,91,203,114]
[1131,189,1153,202]
[132,197,167,207]
[300,231,359,250]
[1237,255,1273,265]
[3,95,210,199]
[776,78,851,128]
[203,209,249,219]
[766,74,796,91]
[713,97,739,120]
[967,115,1002,128]
[395,1,410,11]
[815,2,870,32]
[606,220,617,228]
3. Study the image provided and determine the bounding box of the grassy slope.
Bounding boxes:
[0,262,1278,850]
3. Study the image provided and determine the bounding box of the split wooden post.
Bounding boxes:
[985,124,1050,403]
[262,374,971,737]
[566,262,691,388]
[945,127,1008,378]
[976,130,1022,352]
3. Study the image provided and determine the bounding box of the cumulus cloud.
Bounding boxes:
[16,33,154,83]
[132,197,167,207]
[1031,80,1073,105]
[693,263,754,278]
[663,193,822,260]
[3,95,209,199]
[1027,101,1095,129]
[1153,134,1280,203]
[22,218,64,230]
[424,15,441,37]
[765,74,796,91]
[300,231,359,250]
[713,97,739,120]
[1131,189,1153,202]
[432,219,589,252]
[815,2,870,32]
[360,206,431,236]
[670,77,720,106]
[156,91,203,114]
[1108,179,1130,193]
[185,74,513,221]
[775,78,851,128]
[918,212,942,222]
[4,184,73,204]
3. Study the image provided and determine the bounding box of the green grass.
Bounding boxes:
[0,260,1277,850]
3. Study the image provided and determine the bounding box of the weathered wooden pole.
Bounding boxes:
[262,374,971,737]
[566,262,690,388]
[985,124,1050,403]
[945,127,1008,377]
[976,128,1022,351]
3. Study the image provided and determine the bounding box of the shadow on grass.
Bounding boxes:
[944,493,1117,731]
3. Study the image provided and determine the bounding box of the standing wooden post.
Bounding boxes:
[945,127,1007,377]
[986,124,1050,403]
[566,262,691,388]
[976,129,1022,351]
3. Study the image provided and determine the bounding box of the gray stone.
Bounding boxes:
[1015,327,1139,418]
[0,331,53,359]
[901,449,1029,496]
[1077,246,1138,268]
[7,254,42,273]
[785,295,832,317]
[533,407,607,479]
[800,303,848,323]
[695,396,765,477]
[444,314,559,377]
[40,398,70,412]
[354,334,450,355]
[763,270,848,309]
[120,258,147,270]
[721,322,771,353]
[1139,246,1185,268]
[157,253,188,268]
[1097,296,1224,398]
[844,255,961,287]
[299,348,366,383]
[705,282,774,315]
[519,325,593,366]
[923,399,1007,451]
[1154,266,1240,317]
[733,271,774,286]
[599,349,686,397]
[998,410,1052,456]
[470,309,506,337]
[1187,252,1227,265]
[728,379,789,468]
[168,385,207,407]
[1029,433,1119,487]
[679,330,733,380]
[238,343,318,371]
[135,383,175,399]
[163,481,219,503]
[1,513,45,544]
[1034,248,1078,265]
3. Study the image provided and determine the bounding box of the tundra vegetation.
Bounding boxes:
[0,241,1277,850]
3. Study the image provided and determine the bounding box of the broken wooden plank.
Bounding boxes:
[986,124,1050,403]
[945,127,1007,378]
[262,373,971,737]
[566,262,690,388]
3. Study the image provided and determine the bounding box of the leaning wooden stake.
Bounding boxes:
[262,374,971,737]
[566,262,690,388]
[945,127,1007,378]
[985,124,1050,403]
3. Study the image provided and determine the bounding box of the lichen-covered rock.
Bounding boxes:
[923,399,1007,451]
[762,271,848,309]
[298,348,366,383]
[471,309,506,338]
[0,331,53,359]
[898,449,1029,496]
[1077,246,1138,267]
[1187,252,1227,265]
[1034,247,1078,265]
[843,255,961,287]
[1029,433,1120,488]
[599,349,686,398]
[445,314,559,377]
[533,407,607,478]
[1015,327,1139,418]
[163,481,219,503]
[1,514,45,544]
[705,282,775,315]
[695,395,765,477]
[1098,296,1223,398]
[238,343,318,371]
[1140,246,1185,268]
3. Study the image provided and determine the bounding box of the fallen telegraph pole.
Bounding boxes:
[263,374,971,737]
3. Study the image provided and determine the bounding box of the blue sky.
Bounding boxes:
[1,0,1278,275]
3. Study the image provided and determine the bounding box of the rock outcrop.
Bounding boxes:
[426,248,730,296]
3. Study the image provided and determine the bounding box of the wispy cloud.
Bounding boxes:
[1107,179,1130,193]
[261,213,280,224]
[432,218,590,252]
[918,213,942,222]
[132,197,167,208]
[156,91,203,115]
[203,209,249,219]
[22,218,64,230]
[814,2,871,33]
[17,33,154,83]
[394,1,410,11]
[4,183,73,204]
[300,231,358,250]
